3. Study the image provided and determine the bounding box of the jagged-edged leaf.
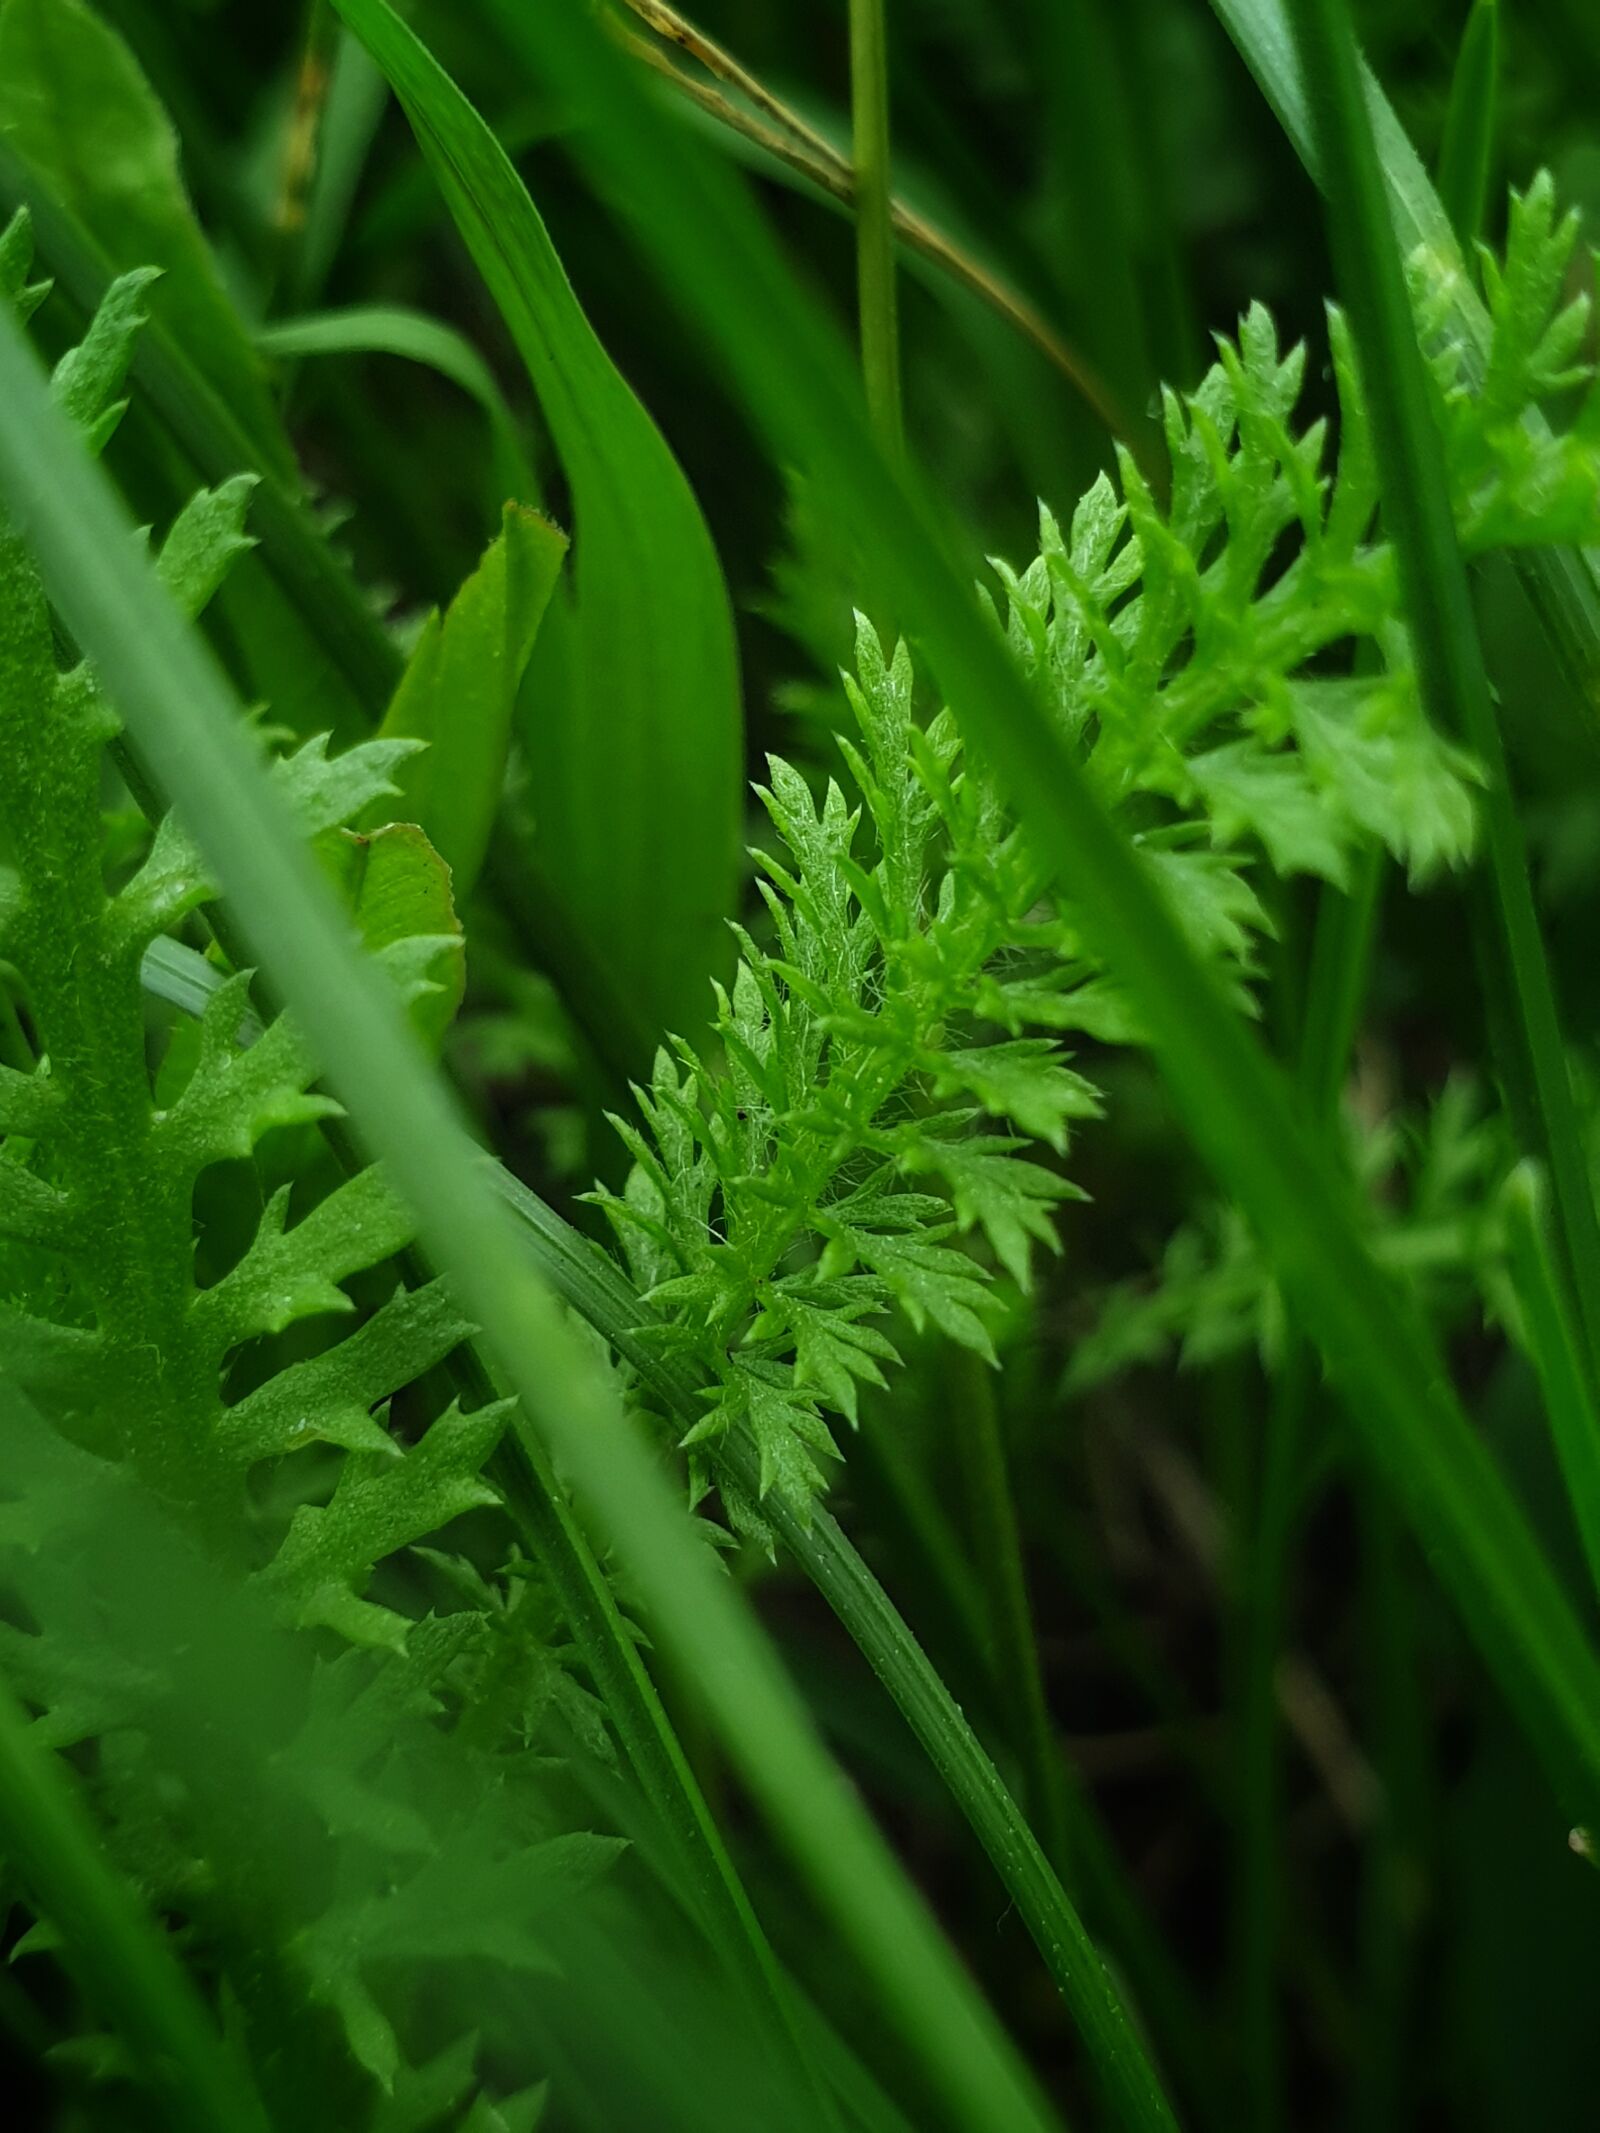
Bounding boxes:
[1187,739,1352,884]
[913,1133,1085,1291]
[266,1398,510,1647]
[766,1282,898,1426]
[272,733,425,837]
[157,972,335,1177]
[220,1280,473,1465]
[1291,674,1481,880]
[299,1829,621,2084]
[191,1164,415,1356]
[155,475,258,620]
[683,1364,838,1514]
[48,264,156,452]
[931,1040,1103,1152]
[819,1216,999,1364]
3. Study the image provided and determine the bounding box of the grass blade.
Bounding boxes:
[1506,1162,1600,1601]
[1437,0,1501,251]
[0,302,1062,2133]
[256,302,537,502]
[1283,0,1600,1444]
[478,0,1600,1832]
[329,0,742,1058]
[1206,0,1600,729]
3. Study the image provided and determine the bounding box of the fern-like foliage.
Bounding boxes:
[605,177,1600,1532]
[0,213,618,2115]
[0,213,493,1639]
[1065,1076,1511,1391]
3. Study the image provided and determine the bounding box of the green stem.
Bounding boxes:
[1235,846,1384,2133]
[0,1654,270,2133]
[1505,1161,1600,1602]
[848,0,903,455]
[1286,0,1600,1405]
[951,1347,1071,1870]
[1436,0,1500,253]
[489,1172,1179,2133]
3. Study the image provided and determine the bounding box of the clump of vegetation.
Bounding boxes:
[0,1,1598,2129]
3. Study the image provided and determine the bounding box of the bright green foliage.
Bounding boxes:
[596,616,1099,1533]
[0,1404,620,2109]
[0,216,625,2117]
[330,0,745,1056]
[1413,172,1600,551]
[378,500,568,900]
[0,215,493,1624]
[604,190,1600,1532]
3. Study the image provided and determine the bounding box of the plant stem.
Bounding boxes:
[1436,0,1500,253]
[490,1171,1181,2133]
[848,0,903,455]
[1285,0,1600,1406]
[613,9,1141,455]
[952,1347,1071,1869]
[1235,846,1384,2133]
[0,1655,270,2133]
[1505,1161,1600,1601]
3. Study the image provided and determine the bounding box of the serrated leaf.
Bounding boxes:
[1187,739,1352,885]
[913,1133,1085,1291]
[155,475,258,621]
[267,1398,511,1648]
[220,1280,473,1465]
[191,1164,415,1358]
[932,1040,1102,1152]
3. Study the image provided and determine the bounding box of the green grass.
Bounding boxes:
[0,1,1598,2128]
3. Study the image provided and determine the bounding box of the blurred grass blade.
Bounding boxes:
[1284,0,1600,1448]
[0,306,1062,2133]
[290,21,389,311]
[1437,0,1500,250]
[256,302,538,502]
[479,0,1600,1837]
[0,0,293,482]
[330,0,743,1059]
[377,500,567,897]
[1506,1163,1600,1600]
[1206,0,1600,728]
